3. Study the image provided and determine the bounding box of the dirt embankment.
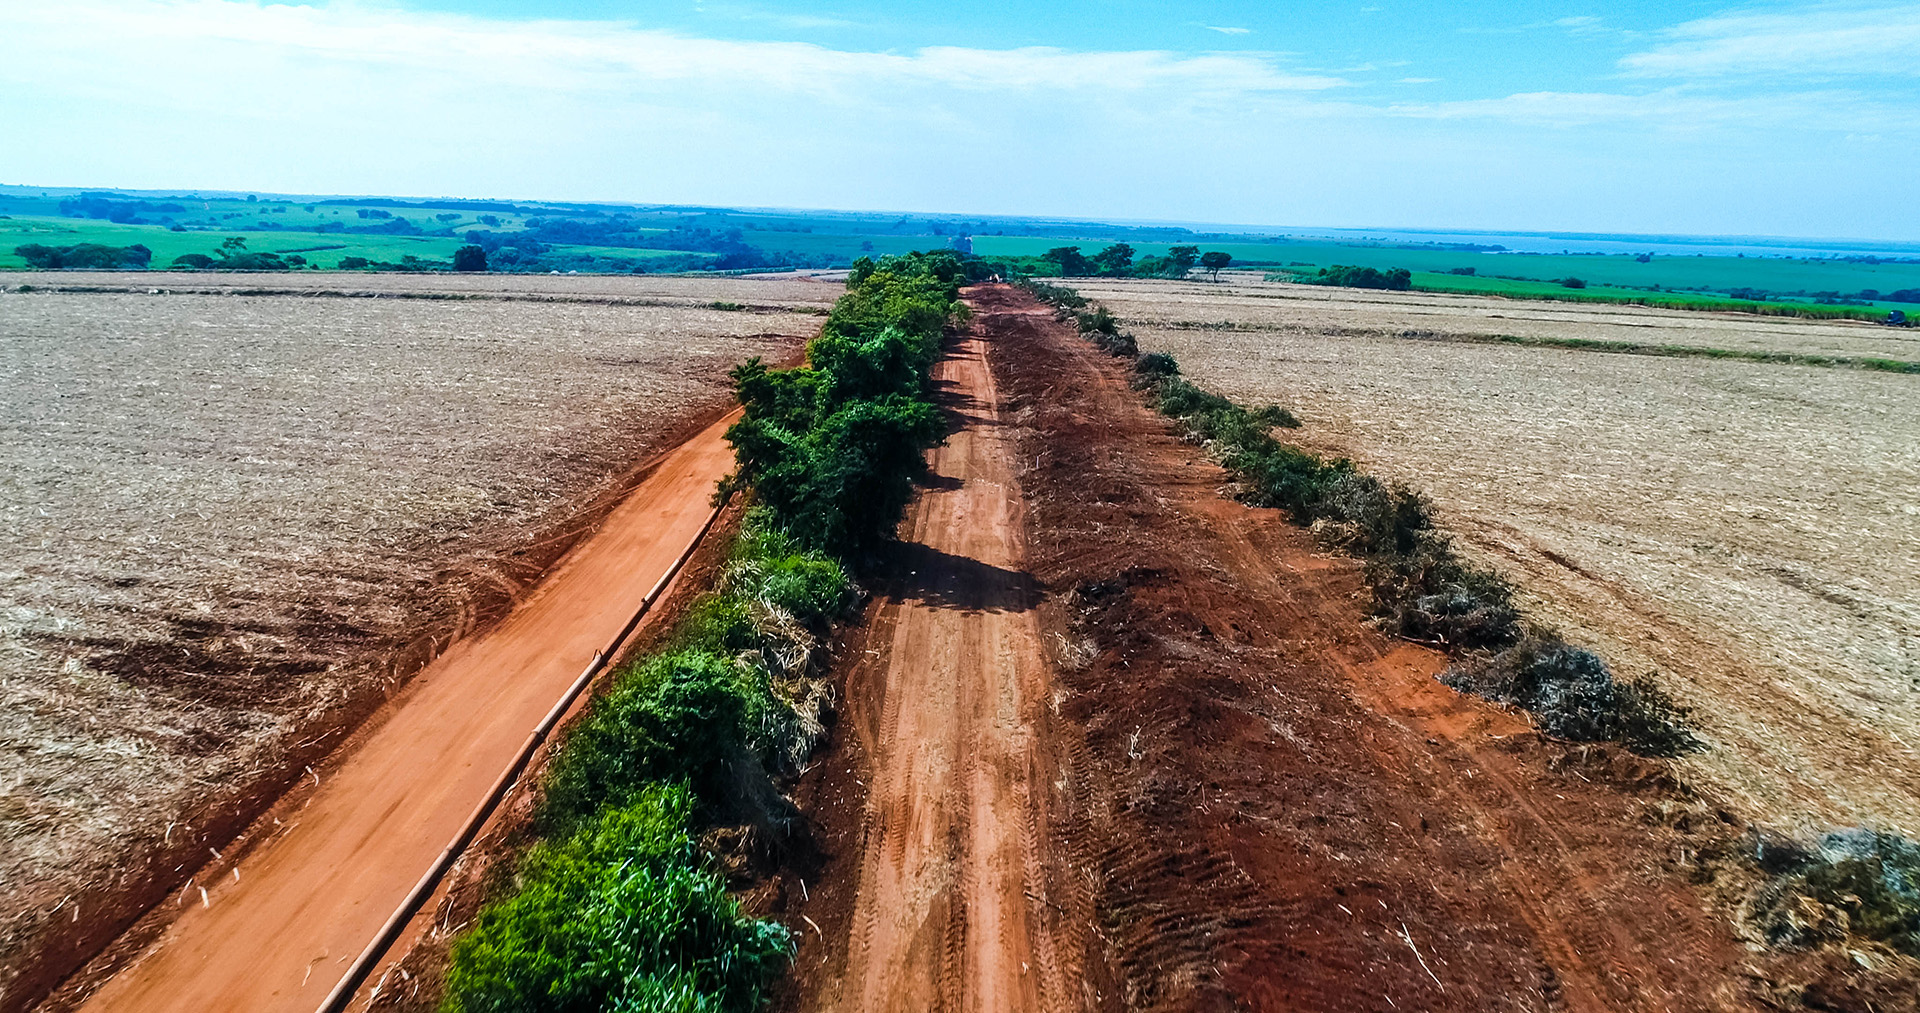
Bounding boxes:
[780,286,1920,1011]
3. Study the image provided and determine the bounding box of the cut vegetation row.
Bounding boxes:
[436,253,973,1011]
[1021,281,1695,757]
[1153,317,1920,373]
[1025,277,1920,998]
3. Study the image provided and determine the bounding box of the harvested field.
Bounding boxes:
[1079,276,1920,837]
[1075,274,1920,362]
[2,270,844,309]
[0,276,833,1008]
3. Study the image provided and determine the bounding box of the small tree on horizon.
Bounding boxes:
[1041,246,1095,277]
[453,244,488,273]
[1166,245,1200,279]
[1092,243,1135,277]
[1200,250,1232,282]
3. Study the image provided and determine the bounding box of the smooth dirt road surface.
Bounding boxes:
[67,414,739,1013]
[826,320,1078,1012]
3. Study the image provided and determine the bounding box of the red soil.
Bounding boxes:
[784,286,1775,1012]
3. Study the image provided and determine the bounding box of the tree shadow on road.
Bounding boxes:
[880,541,1043,614]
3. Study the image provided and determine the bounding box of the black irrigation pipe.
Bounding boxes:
[315,493,730,1013]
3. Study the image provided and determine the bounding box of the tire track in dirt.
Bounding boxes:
[830,321,1077,1013]
[56,413,742,1013]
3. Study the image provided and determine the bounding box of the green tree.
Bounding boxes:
[218,236,247,258]
[1041,246,1094,277]
[1200,251,1232,281]
[453,244,488,272]
[1092,243,1135,277]
[1166,245,1200,278]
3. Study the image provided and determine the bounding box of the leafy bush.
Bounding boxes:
[539,650,770,834]
[16,242,151,269]
[725,251,962,557]
[1301,265,1413,291]
[1441,636,1696,754]
[444,785,792,1013]
[1133,351,1179,381]
[1016,278,1086,311]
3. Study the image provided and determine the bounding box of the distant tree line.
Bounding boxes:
[169,236,307,271]
[1297,265,1413,290]
[57,194,185,225]
[15,242,152,269]
[1037,243,1235,280]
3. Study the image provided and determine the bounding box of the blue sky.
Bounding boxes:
[1,1,1916,238]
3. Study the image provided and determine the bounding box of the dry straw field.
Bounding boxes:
[1082,276,1920,837]
[0,272,835,1001]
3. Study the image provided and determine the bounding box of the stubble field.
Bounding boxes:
[1078,276,1920,837]
[0,273,834,1005]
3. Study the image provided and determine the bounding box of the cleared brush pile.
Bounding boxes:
[1022,278,1694,757]
[1744,829,1920,958]
[442,253,966,1011]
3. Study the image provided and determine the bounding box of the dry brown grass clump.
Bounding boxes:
[0,276,834,1004]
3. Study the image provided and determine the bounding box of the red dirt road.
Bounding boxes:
[65,413,740,1013]
[786,287,1789,1012]
[824,323,1080,1012]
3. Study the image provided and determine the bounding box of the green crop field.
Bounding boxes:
[4,186,1915,307]
[970,235,1920,308]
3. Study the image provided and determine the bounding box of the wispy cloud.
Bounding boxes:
[1205,25,1252,35]
[1397,77,1440,84]
[1388,86,1920,132]
[1621,3,1920,77]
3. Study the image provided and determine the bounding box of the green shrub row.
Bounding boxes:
[1020,278,1694,757]
[723,252,968,557]
[444,253,969,1013]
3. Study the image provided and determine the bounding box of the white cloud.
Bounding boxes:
[1205,25,1252,34]
[1621,3,1920,77]
[0,0,1341,97]
[0,0,1914,238]
[1397,77,1440,84]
